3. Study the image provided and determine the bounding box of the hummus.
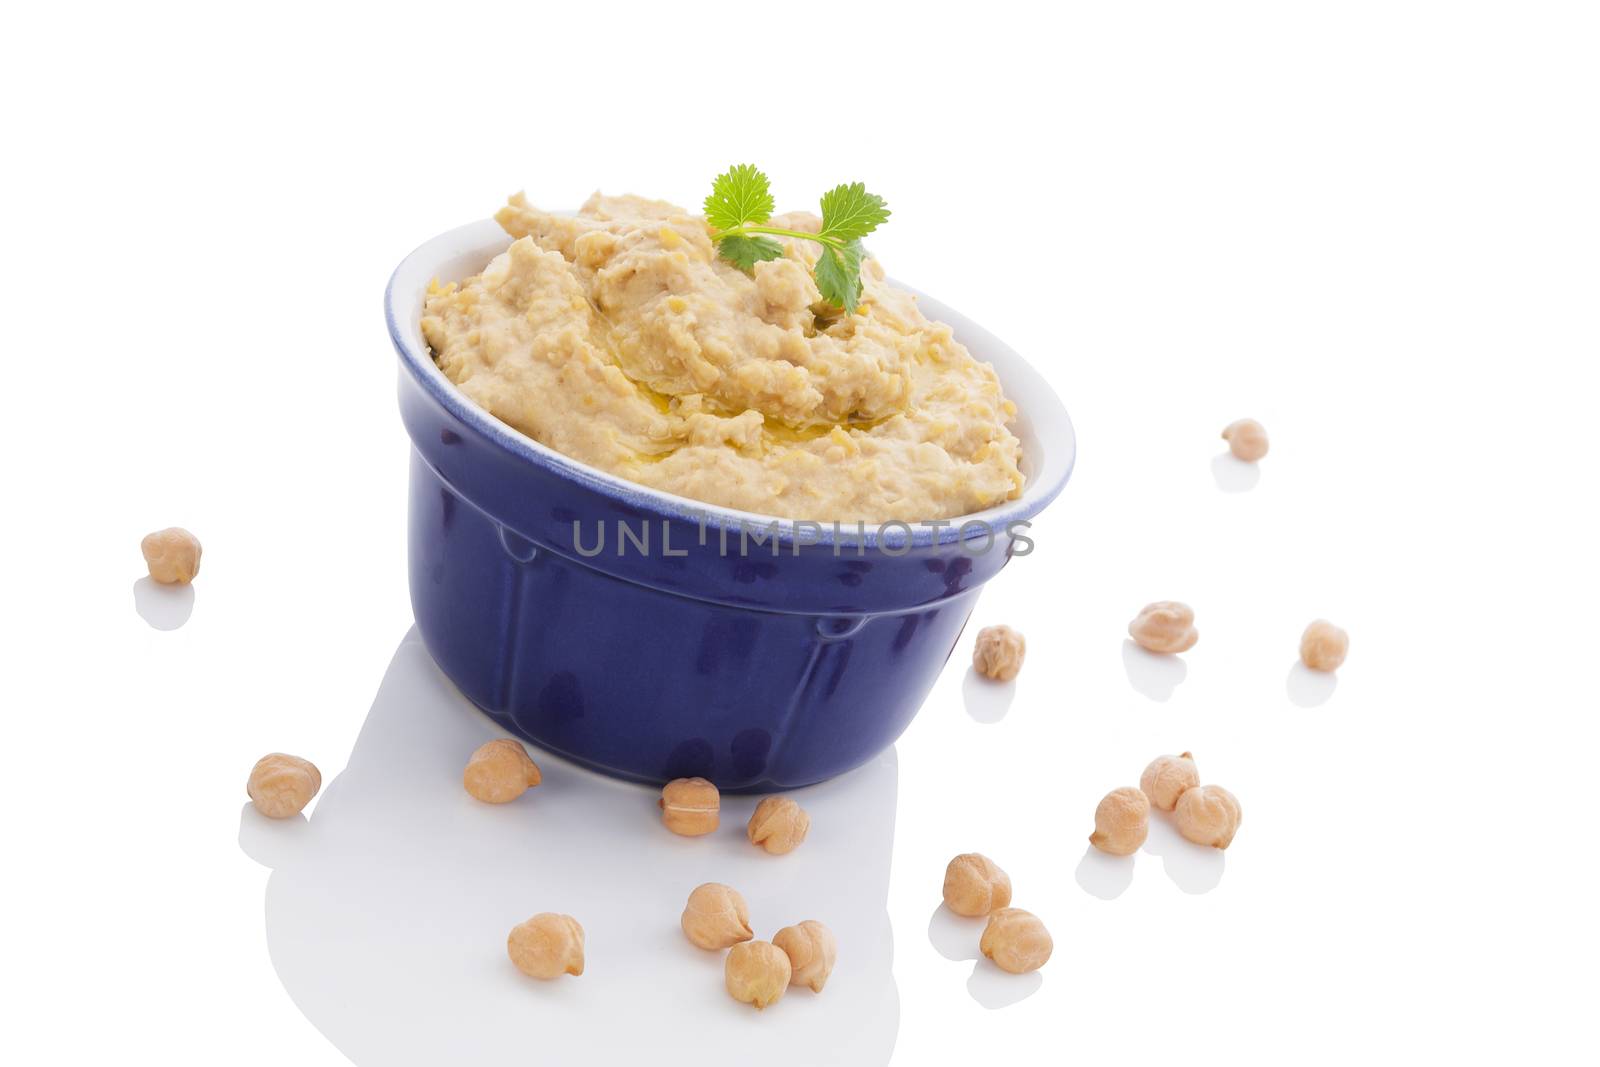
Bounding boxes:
[421,193,1025,522]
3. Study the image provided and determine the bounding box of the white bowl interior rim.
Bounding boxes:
[385,219,1076,547]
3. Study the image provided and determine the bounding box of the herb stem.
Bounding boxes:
[714,225,846,251]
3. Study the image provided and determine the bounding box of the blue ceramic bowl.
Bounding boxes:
[386,220,1075,791]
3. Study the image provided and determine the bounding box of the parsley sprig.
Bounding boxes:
[704,164,890,313]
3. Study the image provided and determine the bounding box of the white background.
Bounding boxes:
[4,1,1598,1063]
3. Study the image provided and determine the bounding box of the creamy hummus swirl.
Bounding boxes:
[421,193,1024,522]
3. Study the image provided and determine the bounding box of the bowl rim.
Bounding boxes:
[385,219,1075,549]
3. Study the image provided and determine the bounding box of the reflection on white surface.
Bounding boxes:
[926,903,981,962]
[1074,846,1136,900]
[961,667,1016,724]
[1210,452,1261,492]
[967,962,1043,1010]
[237,804,309,870]
[1141,813,1225,895]
[1121,640,1188,701]
[132,576,194,630]
[1070,817,1224,899]
[239,629,899,1066]
[924,904,1043,1009]
[1286,661,1339,707]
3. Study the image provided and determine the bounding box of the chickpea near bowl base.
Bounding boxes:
[421,193,1026,523]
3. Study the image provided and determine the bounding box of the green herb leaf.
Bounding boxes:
[705,167,888,311]
[716,234,786,271]
[814,239,865,313]
[704,164,775,231]
[817,183,891,243]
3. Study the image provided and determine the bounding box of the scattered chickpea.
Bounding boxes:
[773,920,837,993]
[681,882,754,951]
[972,624,1026,681]
[1089,786,1150,856]
[1139,752,1200,812]
[1128,601,1199,654]
[141,527,202,584]
[247,753,321,819]
[1300,619,1349,672]
[660,776,720,836]
[1175,784,1242,849]
[979,908,1053,975]
[724,940,792,1010]
[507,912,585,979]
[463,739,542,804]
[1222,418,1269,461]
[941,853,1013,917]
[747,796,810,855]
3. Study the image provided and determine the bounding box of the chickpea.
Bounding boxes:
[1089,786,1150,856]
[660,776,719,836]
[972,624,1026,681]
[941,853,1012,917]
[1221,418,1269,461]
[979,908,1053,975]
[747,796,810,855]
[247,753,321,819]
[724,940,792,1010]
[681,882,753,950]
[1139,752,1199,812]
[141,527,202,585]
[1300,619,1349,672]
[507,913,585,979]
[1128,601,1199,654]
[773,920,837,993]
[1175,784,1242,849]
[463,739,542,804]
